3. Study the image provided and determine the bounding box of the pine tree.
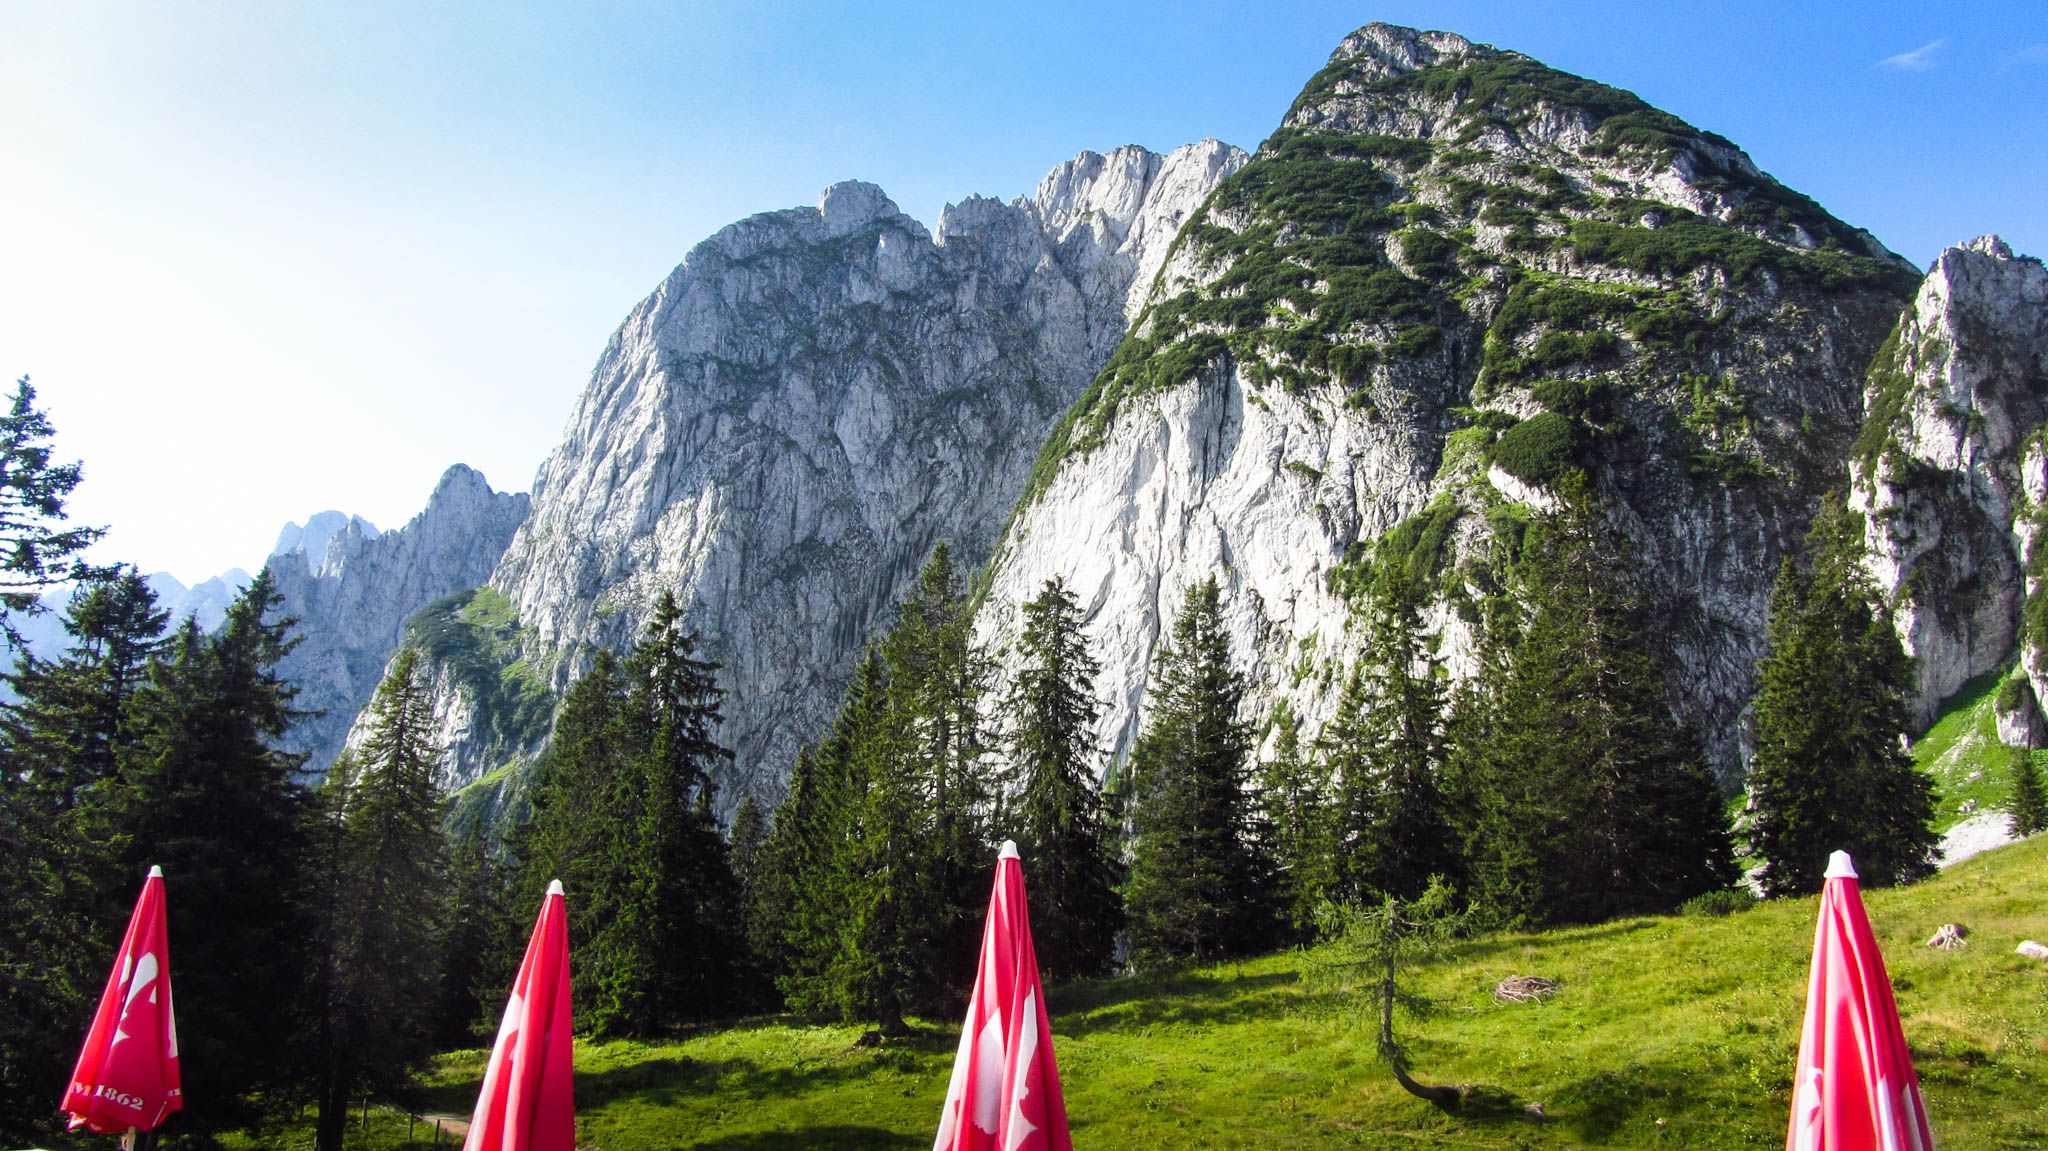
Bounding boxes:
[437,827,505,1045]
[513,648,631,1027]
[753,743,845,1004]
[607,591,744,1031]
[0,572,168,1138]
[1007,577,1123,979]
[2010,752,2048,838]
[0,377,113,648]
[310,649,448,1151]
[729,794,769,906]
[882,545,991,997]
[1747,494,1939,896]
[1322,565,1454,907]
[1258,701,1333,938]
[88,571,316,1131]
[1124,578,1277,963]
[1460,483,1734,924]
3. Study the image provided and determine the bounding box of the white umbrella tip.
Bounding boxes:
[546,879,565,897]
[999,840,1020,860]
[147,865,163,879]
[1825,850,1858,879]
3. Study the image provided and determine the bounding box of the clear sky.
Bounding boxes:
[3,1,2044,585]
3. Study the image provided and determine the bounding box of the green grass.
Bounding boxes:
[263,836,2048,1151]
[1915,669,2032,833]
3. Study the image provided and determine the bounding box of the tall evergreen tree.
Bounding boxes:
[0,377,113,648]
[437,827,505,1046]
[1331,565,1455,904]
[2009,752,2048,838]
[748,748,816,994]
[882,545,991,996]
[1747,495,1939,895]
[1456,483,1734,924]
[729,794,769,907]
[606,591,744,1032]
[1124,578,1277,963]
[87,571,316,1131]
[513,595,748,1036]
[310,650,449,1151]
[1006,577,1123,980]
[516,649,627,903]
[0,572,167,1138]
[1258,701,1333,938]
[765,546,998,1027]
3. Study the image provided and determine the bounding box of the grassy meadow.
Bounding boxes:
[275,832,2047,1151]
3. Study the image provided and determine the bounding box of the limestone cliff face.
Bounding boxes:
[978,23,1918,779]
[454,142,1243,801]
[1851,237,2048,731]
[271,465,529,773]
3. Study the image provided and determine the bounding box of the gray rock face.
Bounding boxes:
[1852,238,2048,726]
[271,464,530,773]
[464,142,1244,802]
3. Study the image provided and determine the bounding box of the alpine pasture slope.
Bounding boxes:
[268,834,2047,1150]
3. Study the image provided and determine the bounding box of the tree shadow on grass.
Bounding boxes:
[1432,917,1664,968]
[1050,969,1302,1036]
[681,1126,920,1149]
[1546,1061,1699,1141]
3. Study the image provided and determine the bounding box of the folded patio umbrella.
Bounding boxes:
[1787,850,1936,1151]
[934,841,1071,1151]
[465,879,575,1151]
[62,865,181,1139]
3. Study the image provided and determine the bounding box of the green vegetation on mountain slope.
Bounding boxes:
[1021,37,1915,509]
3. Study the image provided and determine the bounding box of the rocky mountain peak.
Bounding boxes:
[1852,238,2048,725]
[1327,22,1478,81]
[441,141,1243,810]
[981,21,1921,778]
[271,467,530,774]
[1964,234,2016,260]
[818,181,901,236]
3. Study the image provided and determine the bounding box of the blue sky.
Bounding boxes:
[3,1,2043,583]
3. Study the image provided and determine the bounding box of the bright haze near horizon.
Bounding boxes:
[3,1,2044,587]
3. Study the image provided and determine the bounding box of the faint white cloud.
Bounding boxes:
[1878,38,1947,70]
[2017,43,2048,64]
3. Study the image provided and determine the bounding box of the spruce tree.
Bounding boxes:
[1461,483,1733,924]
[2010,752,2048,838]
[1322,565,1454,906]
[0,572,169,1138]
[831,648,925,1032]
[610,591,744,1031]
[0,377,113,648]
[1124,578,1277,963]
[310,649,448,1151]
[729,794,769,906]
[437,827,504,1045]
[1258,701,1333,937]
[513,648,631,1027]
[1747,494,1939,896]
[768,658,885,1016]
[89,571,316,1131]
[882,545,990,996]
[1007,577,1123,979]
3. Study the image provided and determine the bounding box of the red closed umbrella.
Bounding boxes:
[1787,850,1937,1151]
[62,865,181,1137]
[464,879,575,1151]
[933,841,1071,1151]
